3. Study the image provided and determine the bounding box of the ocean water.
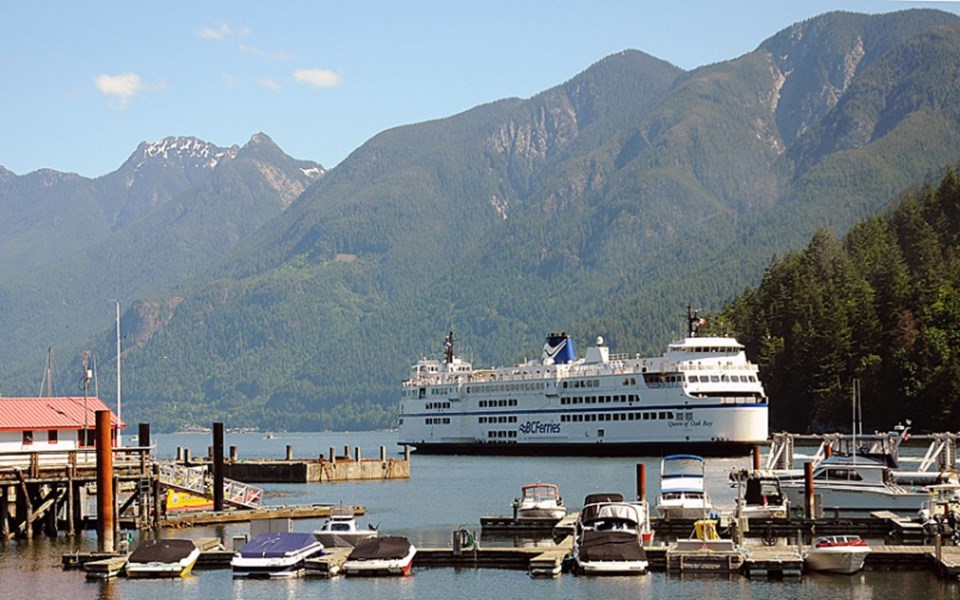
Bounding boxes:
[2,430,959,599]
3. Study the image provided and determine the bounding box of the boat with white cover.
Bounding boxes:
[125,538,201,578]
[231,532,325,578]
[804,535,871,574]
[398,308,768,456]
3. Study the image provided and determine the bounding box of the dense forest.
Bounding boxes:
[715,166,960,433]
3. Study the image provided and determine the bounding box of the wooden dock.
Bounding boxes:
[479,515,560,533]
[305,547,352,577]
[161,503,364,527]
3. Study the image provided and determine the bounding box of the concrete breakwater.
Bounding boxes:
[180,444,412,484]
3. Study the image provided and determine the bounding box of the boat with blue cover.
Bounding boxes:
[230,532,325,578]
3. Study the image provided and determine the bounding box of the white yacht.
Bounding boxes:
[656,454,714,520]
[312,506,378,548]
[515,483,566,520]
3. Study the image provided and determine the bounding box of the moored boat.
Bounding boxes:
[516,483,566,520]
[231,532,324,578]
[312,505,378,548]
[397,308,768,456]
[656,454,714,520]
[125,538,201,578]
[573,499,648,575]
[804,535,871,574]
[730,469,789,520]
[343,535,417,576]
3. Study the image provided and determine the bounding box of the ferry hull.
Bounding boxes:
[399,440,760,457]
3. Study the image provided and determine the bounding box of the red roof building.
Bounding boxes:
[0,397,123,450]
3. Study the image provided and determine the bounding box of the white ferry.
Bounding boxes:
[397,310,769,456]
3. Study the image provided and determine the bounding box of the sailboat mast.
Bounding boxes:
[115,299,122,445]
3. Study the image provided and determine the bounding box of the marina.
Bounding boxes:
[6,430,960,600]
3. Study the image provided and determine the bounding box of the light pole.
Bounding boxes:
[81,351,92,446]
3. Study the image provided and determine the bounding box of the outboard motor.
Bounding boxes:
[542,332,575,365]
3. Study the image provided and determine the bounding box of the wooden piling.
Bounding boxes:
[752,446,761,471]
[636,463,646,502]
[213,423,224,512]
[95,410,114,553]
[355,447,361,462]
[1,485,10,539]
[138,423,150,449]
[329,447,336,464]
[804,461,815,520]
[230,446,238,461]
[286,445,294,461]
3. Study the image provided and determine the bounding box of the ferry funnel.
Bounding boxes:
[542,332,575,364]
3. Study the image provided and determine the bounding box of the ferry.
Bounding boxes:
[397,309,768,456]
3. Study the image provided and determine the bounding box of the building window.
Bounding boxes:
[22,431,34,445]
[48,430,58,444]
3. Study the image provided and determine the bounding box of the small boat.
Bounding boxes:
[125,538,201,578]
[574,498,648,575]
[919,483,960,522]
[515,483,566,520]
[730,469,789,520]
[804,535,871,574]
[312,505,379,547]
[231,532,325,578]
[656,454,714,520]
[343,535,417,576]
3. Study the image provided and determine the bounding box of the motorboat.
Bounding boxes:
[730,469,789,520]
[125,538,201,578]
[343,535,417,576]
[312,505,378,547]
[231,532,325,578]
[804,535,871,574]
[778,454,930,516]
[919,483,960,522]
[656,454,714,520]
[574,499,648,575]
[515,483,566,520]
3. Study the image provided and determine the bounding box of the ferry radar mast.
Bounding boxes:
[687,305,707,337]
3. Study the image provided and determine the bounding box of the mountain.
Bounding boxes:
[4,10,960,433]
[0,134,324,391]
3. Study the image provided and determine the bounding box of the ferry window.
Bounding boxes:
[48,430,58,443]
[642,413,650,420]
[722,375,729,382]
[631,378,637,385]
[622,378,629,386]
[399,419,404,425]
[710,375,720,382]
[613,414,620,421]
[22,431,33,445]
[597,429,605,438]
[445,418,450,424]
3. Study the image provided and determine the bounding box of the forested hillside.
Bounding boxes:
[716,166,960,433]
[5,10,960,433]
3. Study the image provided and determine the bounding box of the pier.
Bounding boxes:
[1,423,392,540]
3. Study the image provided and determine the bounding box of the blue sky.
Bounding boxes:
[3,1,959,178]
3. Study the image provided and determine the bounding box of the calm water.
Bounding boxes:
[2,430,959,599]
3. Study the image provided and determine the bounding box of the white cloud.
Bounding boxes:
[258,78,282,91]
[294,68,343,88]
[94,73,145,109]
[240,44,296,62]
[198,22,231,40]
